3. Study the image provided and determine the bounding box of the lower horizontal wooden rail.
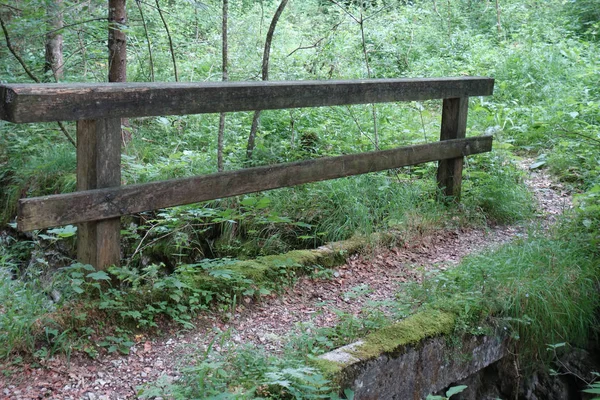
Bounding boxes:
[18,136,492,231]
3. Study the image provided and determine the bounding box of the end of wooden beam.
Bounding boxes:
[0,87,9,122]
[0,86,19,123]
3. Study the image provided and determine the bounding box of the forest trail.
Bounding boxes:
[1,162,572,400]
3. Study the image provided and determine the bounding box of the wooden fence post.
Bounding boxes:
[76,119,122,269]
[437,97,469,201]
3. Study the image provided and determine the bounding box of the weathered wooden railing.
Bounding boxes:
[0,77,494,269]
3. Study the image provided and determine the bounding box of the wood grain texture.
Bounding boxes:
[18,136,492,231]
[437,97,469,200]
[76,119,122,269]
[0,77,494,123]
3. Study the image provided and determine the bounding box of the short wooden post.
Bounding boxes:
[76,119,122,269]
[437,97,469,201]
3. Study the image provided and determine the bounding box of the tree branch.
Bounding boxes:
[247,0,289,160]
[135,0,154,81]
[0,15,76,147]
[0,15,40,83]
[155,0,178,82]
[287,21,343,57]
[0,3,22,12]
[557,126,600,146]
[330,0,360,24]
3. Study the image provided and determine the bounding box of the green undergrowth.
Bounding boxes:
[137,291,400,398]
[151,215,599,398]
[404,217,600,367]
[0,231,379,360]
[0,149,535,363]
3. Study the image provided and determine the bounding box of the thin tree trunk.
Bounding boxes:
[246,0,289,160]
[447,0,451,39]
[330,0,379,150]
[135,0,154,81]
[45,0,64,81]
[358,9,378,149]
[495,0,502,35]
[108,0,126,83]
[194,7,199,42]
[108,0,129,143]
[217,0,228,172]
[432,0,441,18]
[155,0,178,82]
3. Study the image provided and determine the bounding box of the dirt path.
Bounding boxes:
[0,164,572,400]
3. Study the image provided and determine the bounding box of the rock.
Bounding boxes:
[322,334,506,400]
[50,289,62,303]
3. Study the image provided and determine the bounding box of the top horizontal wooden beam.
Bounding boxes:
[0,77,494,123]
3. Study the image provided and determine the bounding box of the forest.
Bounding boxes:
[0,0,599,398]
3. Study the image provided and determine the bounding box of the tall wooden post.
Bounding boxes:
[437,97,469,201]
[76,119,122,269]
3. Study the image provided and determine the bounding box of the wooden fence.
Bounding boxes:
[0,77,494,269]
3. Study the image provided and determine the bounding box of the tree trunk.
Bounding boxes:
[108,0,126,83]
[217,0,228,172]
[246,0,289,160]
[45,0,64,81]
[108,0,128,142]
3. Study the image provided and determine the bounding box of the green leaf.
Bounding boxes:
[87,271,111,281]
[529,161,546,169]
[343,388,355,400]
[47,225,77,238]
[208,269,234,279]
[72,286,84,294]
[240,197,257,207]
[256,197,272,209]
[446,385,468,398]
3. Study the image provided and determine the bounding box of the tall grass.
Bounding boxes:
[408,221,600,364]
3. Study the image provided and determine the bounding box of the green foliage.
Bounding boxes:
[1,3,600,398]
[426,385,468,400]
[405,222,600,364]
[583,382,600,400]
[138,342,339,399]
[0,266,58,358]
[573,184,600,248]
[463,152,535,224]
[563,0,600,41]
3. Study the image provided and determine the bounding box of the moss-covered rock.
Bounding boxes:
[351,310,456,359]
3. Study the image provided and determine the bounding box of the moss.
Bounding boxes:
[185,236,369,289]
[227,260,271,282]
[309,356,345,379]
[351,310,456,359]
